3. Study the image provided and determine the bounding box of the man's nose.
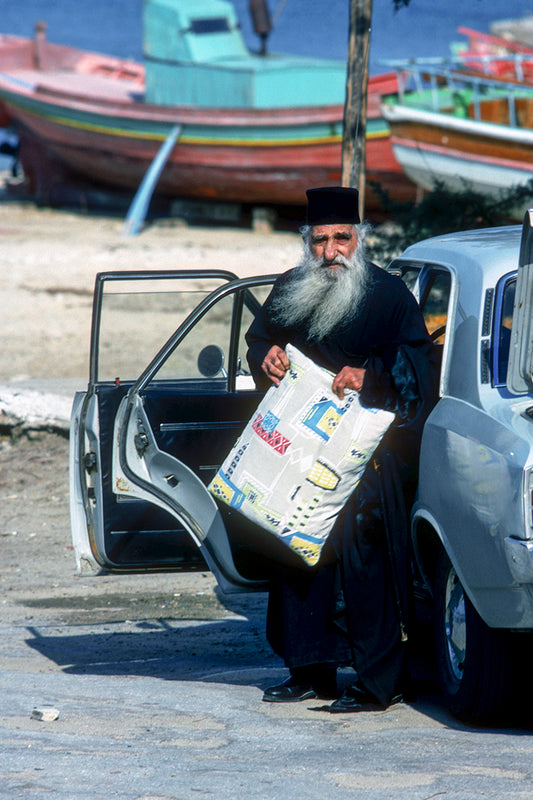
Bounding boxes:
[324,239,337,261]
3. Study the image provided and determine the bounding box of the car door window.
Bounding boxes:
[95,274,236,383]
[238,285,272,380]
[390,264,421,292]
[419,269,451,343]
[493,275,515,387]
[79,272,277,579]
[153,292,235,381]
[390,262,451,343]
[142,283,273,387]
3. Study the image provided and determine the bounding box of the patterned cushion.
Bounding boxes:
[208,344,394,566]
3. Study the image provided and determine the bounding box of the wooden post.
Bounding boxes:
[341,0,373,219]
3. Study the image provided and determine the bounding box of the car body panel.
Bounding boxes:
[394,218,533,629]
[413,395,532,627]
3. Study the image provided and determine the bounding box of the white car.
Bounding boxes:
[70,210,533,723]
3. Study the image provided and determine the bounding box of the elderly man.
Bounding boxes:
[245,186,438,712]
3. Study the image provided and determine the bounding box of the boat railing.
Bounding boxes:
[380,59,533,128]
[459,53,531,83]
[381,52,532,85]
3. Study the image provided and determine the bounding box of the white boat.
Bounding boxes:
[380,64,533,216]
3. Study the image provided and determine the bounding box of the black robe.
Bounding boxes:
[245,262,439,705]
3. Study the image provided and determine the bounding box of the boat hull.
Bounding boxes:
[0,34,415,211]
[382,98,533,217]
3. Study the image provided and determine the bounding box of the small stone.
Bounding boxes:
[32,707,60,722]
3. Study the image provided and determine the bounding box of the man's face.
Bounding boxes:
[309,224,358,269]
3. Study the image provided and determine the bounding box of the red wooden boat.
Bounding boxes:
[0,0,415,214]
[455,26,533,83]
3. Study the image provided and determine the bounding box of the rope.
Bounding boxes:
[272,0,289,25]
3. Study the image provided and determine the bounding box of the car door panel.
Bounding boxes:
[141,386,262,479]
[112,391,260,590]
[71,271,278,590]
[75,382,206,572]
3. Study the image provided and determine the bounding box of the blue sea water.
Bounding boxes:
[2,0,532,75]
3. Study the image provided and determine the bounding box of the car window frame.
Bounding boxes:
[130,274,278,394]
[492,271,516,389]
[88,270,241,387]
[388,258,457,398]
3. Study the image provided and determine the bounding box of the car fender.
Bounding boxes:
[412,502,533,629]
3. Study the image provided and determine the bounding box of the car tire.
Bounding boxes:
[434,549,514,724]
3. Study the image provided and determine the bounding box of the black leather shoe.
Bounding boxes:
[327,683,403,713]
[262,676,317,703]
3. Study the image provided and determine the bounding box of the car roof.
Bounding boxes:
[396,224,522,284]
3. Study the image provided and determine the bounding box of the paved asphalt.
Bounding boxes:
[1,380,533,800]
[3,609,533,800]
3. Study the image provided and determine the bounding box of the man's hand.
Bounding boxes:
[262,345,290,386]
[332,366,366,400]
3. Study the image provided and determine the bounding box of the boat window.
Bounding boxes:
[190,18,231,34]
[493,275,515,387]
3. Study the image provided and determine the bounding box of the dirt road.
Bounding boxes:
[0,196,298,624]
[0,428,271,628]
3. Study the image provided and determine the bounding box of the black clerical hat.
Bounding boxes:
[306,186,360,225]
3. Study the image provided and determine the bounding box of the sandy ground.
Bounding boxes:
[0,196,301,381]
[0,429,272,631]
[0,194,298,623]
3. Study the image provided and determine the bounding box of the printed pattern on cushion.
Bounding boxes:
[209,344,394,566]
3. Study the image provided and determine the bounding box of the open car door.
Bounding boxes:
[507,208,533,395]
[70,270,281,593]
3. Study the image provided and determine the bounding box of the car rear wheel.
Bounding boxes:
[434,549,514,724]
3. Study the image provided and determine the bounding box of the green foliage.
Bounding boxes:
[366,178,533,263]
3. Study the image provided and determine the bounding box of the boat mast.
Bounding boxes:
[341,0,372,219]
[249,0,272,55]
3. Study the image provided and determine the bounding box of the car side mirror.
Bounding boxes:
[197,344,226,377]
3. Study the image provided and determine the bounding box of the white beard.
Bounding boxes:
[270,238,371,341]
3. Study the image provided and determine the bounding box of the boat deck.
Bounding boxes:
[2,68,143,104]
